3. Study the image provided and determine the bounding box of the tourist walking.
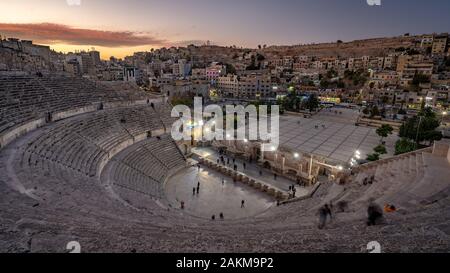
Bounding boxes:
[241,200,245,208]
[318,204,332,229]
[367,201,383,226]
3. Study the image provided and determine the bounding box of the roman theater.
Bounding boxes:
[0,74,449,253]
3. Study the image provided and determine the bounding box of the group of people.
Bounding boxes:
[217,156,250,173]
[210,200,246,221]
[317,200,392,229]
[289,185,297,198]
[314,124,327,130]
[363,176,376,186]
[211,213,225,221]
[192,181,201,196]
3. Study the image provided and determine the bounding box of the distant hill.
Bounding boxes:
[262,35,419,58]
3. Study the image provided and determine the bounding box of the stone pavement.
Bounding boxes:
[193,147,310,194]
[164,165,274,220]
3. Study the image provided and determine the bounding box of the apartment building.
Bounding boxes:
[370,71,400,87]
[421,34,434,48]
[217,74,276,99]
[217,75,239,97]
[432,34,448,54]
[206,62,226,85]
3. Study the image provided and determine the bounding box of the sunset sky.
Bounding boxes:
[0,0,449,59]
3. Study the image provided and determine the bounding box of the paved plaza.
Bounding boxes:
[193,147,311,193]
[278,108,398,163]
[164,147,311,220]
[165,165,274,220]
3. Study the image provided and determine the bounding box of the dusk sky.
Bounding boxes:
[0,0,449,58]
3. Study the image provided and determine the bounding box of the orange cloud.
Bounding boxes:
[0,22,166,47]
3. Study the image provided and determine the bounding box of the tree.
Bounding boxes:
[225,63,236,75]
[337,80,346,89]
[376,124,394,143]
[256,53,266,62]
[395,138,416,155]
[305,94,320,112]
[366,153,380,162]
[320,79,330,89]
[412,74,430,86]
[374,145,387,155]
[370,106,380,117]
[399,107,441,145]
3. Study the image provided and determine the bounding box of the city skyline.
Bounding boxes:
[0,0,449,58]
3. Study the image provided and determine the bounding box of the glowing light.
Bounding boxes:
[443,111,448,116]
[294,153,299,158]
[244,139,248,143]
[271,146,276,152]
[337,165,343,171]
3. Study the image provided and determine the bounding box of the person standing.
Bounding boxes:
[318,204,332,229]
[367,201,383,226]
[241,200,245,208]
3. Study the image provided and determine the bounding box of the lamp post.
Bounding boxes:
[442,111,448,124]
[415,115,423,149]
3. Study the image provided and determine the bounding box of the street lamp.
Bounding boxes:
[441,111,448,125]
[415,115,423,148]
